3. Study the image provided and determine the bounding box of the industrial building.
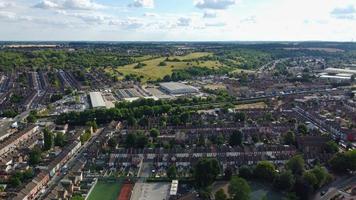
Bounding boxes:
[89,92,106,108]
[319,67,356,82]
[324,68,356,75]
[159,82,198,95]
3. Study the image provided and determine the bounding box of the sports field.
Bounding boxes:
[87,179,123,200]
[117,183,134,200]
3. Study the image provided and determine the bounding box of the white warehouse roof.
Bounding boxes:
[160,82,198,95]
[89,92,106,108]
[324,68,356,75]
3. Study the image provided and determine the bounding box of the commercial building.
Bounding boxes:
[159,82,198,95]
[319,67,356,82]
[324,67,356,75]
[89,92,106,108]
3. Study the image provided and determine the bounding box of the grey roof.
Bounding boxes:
[89,92,106,108]
[159,82,198,93]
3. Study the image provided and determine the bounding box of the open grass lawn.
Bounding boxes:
[203,83,227,90]
[113,52,223,82]
[230,68,255,74]
[169,52,212,60]
[88,179,123,200]
[235,102,268,110]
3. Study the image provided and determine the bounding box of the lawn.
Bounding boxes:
[87,179,123,200]
[203,83,227,90]
[230,68,255,74]
[235,102,268,110]
[113,52,223,82]
[169,52,212,60]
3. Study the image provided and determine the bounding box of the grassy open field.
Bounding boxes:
[203,83,227,90]
[109,52,224,82]
[230,68,256,74]
[235,102,268,110]
[88,179,123,200]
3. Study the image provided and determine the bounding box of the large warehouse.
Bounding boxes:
[324,68,356,75]
[89,92,106,108]
[159,82,199,95]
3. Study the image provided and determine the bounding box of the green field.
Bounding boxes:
[87,179,123,200]
[109,52,224,82]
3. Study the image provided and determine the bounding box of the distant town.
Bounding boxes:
[0,42,355,200]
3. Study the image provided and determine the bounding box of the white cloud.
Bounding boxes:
[129,0,154,8]
[0,11,16,20]
[63,0,105,10]
[34,0,105,10]
[0,11,33,22]
[144,12,158,17]
[177,17,191,26]
[34,0,60,9]
[203,10,217,18]
[240,16,256,24]
[0,1,15,9]
[195,0,237,10]
[331,5,356,20]
[71,13,108,24]
[205,22,225,27]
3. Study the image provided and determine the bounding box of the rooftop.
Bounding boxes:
[89,92,106,108]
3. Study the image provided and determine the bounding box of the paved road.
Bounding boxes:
[36,128,104,200]
[313,175,356,200]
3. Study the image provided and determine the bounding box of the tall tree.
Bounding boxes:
[215,189,227,200]
[283,131,296,145]
[228,176,251,200]
[149,128,160,138]
[302,171,318,189]
[239,165,253,179]
[286,155,305,175]
[273,170,295,191]
[125,133,137,148]
[107,138,117,149]
[229,131,243,146]
[54,132,66,147]
[167,164,177,179]
[310,165,330,188]
[254,161,276,181]
[194,158,220,188]
[135,133,148,148]
[86,120,98,132]
[324,141,338,154]
[43,128,53,151]
[29,147,42,165]
[297,124,308,135]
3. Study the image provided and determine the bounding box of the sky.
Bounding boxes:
[0,0,356,41]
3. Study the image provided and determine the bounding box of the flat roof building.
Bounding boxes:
[159,82,198,95]
[324,68,356,75]
[89,92,106,108]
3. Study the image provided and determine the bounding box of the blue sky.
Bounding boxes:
[0,0,356,41]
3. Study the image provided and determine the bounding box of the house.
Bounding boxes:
[296,135,330,153]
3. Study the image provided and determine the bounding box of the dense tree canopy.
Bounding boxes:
[43,128,54,151]
[254,161,276,181]
[329,150,356,173]
[194,158,220,188]
[228,176,251,200]
[286,155,305,175]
